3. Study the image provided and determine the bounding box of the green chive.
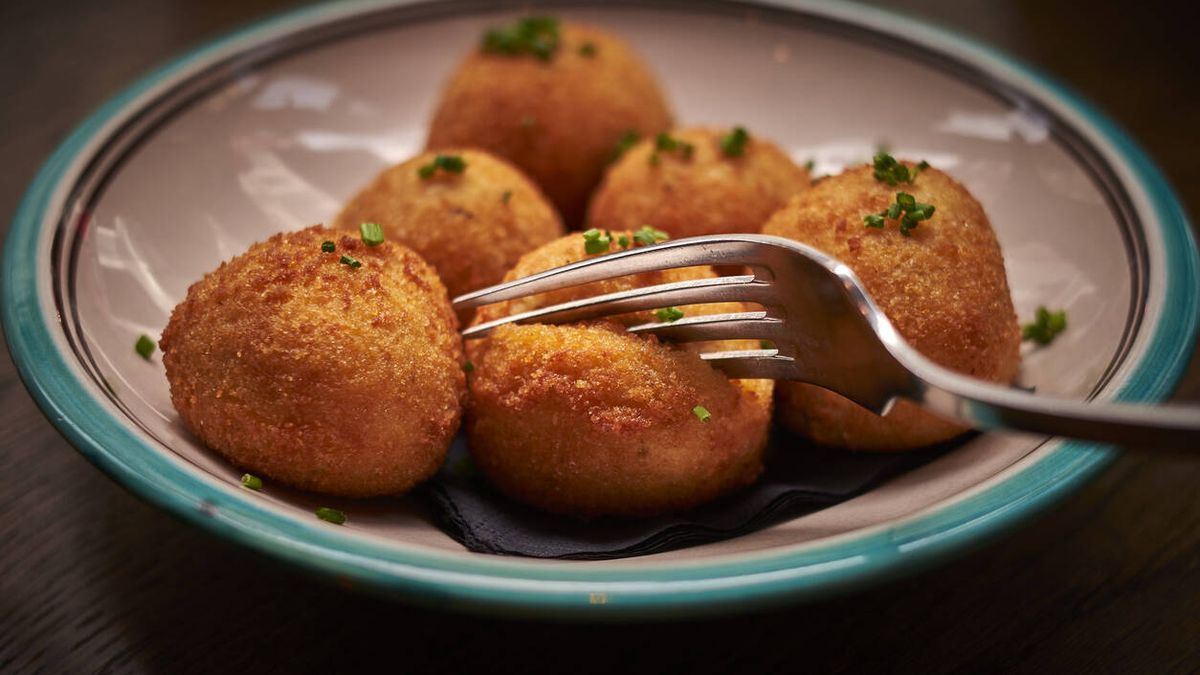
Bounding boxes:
[759,340,772,349]
[633,225,669,246]
[481,16,560,61]
[418,154,467,179]
[692,405,712,423]
[463,360,475,373]
[617,235,630,249]
[1022,306,1068,345]
[135,334,155,360]
[501,190,513,203]
[864,214,886,228]
[655,307,685,322]
[340,255,362,268]
[582,228,612,254]
[896,192,916,210]
[720,126,750,157]
[610,130,641,163]
[321,240,336,253]
[359,222,384,246]
[316,507,346,525]
[240,474,262,490]
[579,41,596,57]
[804,159,815,172]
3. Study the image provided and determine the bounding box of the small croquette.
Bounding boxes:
[761,162,1021,450]
[587,126,810,237]
[466,231,773,517]
[160,226,466,497]
[335,149,563,320]
[427,19,673,227]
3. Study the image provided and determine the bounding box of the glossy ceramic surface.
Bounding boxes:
[3,0,1196,617]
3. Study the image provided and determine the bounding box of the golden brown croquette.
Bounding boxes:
[427,21,673,227]
[160,226,465,497]
[587,127,810,237]
[761,162,1021,450]
[335,149,563,321]
[466,231,773,516]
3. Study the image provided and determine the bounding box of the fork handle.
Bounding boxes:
[914,369,1200,450]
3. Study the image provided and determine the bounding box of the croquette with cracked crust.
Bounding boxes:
[588,127,810,237]
[466,232,773,516]
[335,149,563,319]
[761,163,1021,450]
[160,226,466,497]
[427,21,673,227]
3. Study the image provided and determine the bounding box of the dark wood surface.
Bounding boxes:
[2,1,1197,673]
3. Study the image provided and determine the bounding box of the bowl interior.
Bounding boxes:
[63,4,1139,565]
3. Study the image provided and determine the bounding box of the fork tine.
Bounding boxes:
[626,311,786,343]
[453,236,770,310]
[461,275,773,339]
[699,350,798,380]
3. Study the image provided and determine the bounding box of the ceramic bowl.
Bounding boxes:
[3,0,1196,618]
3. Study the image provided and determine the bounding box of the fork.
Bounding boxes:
[454,234,1200,450]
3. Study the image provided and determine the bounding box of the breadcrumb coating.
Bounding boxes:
[160,226,465,496]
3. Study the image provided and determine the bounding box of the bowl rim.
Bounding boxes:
[3,0,1197,618]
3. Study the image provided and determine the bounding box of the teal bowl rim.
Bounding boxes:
[2,0,1197,618]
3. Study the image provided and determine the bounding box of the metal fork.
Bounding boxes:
[455,234,1199,449]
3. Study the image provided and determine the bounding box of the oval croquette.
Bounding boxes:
[427,20,673,227]
[160,226,466,497]
[761,162,1021,450]
[335,149,563,320]
[587,127,810,237]
[466,231,774,516]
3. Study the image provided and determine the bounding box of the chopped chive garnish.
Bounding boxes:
[501,190,513,203]
[321,240,336,253]
[579,41,596,57]
[610,130,641,163]
[481,16,560,61]
[1022,306,1068,345]
[617,235,630,249]
[692,405,712,423]
[633,225,669,246]
[339,255,362,268]
[418,154,467,179]
[804,159,815,172]
[463,360,475,373]
[240,473,262,490]
[651,132,694,163]
[315,507,346,525]
[135,334,155,360]
[720,126,750,157]
[759,340,772,349]
[872,152,930,186]
[582,228,612,254]
[520,114,537,128]
[864,191,935,236]
[359,222,384,246]
[655,307,684,322]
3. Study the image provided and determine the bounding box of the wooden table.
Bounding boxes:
[2,1,1196,672]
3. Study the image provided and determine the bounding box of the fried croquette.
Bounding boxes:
[761,162,1021,450]
[426,19,673,227]
[587,127,810,237]
[466,231,773,517]
[335,149,563,320]
[160,226,466,497]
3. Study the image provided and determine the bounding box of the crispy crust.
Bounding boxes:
[762,164,1021,450]
[466,232,773,516]
[160,226,466,496]
[335,148,563,322]
[587,127,810,236]
[427,23,673,227]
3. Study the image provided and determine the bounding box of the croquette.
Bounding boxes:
[160,226,466,497]
[466,231,774,517]
[761,161,1021,450]
[335,149,563,320]
[587,127,810,236]
[427,19,673,227]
